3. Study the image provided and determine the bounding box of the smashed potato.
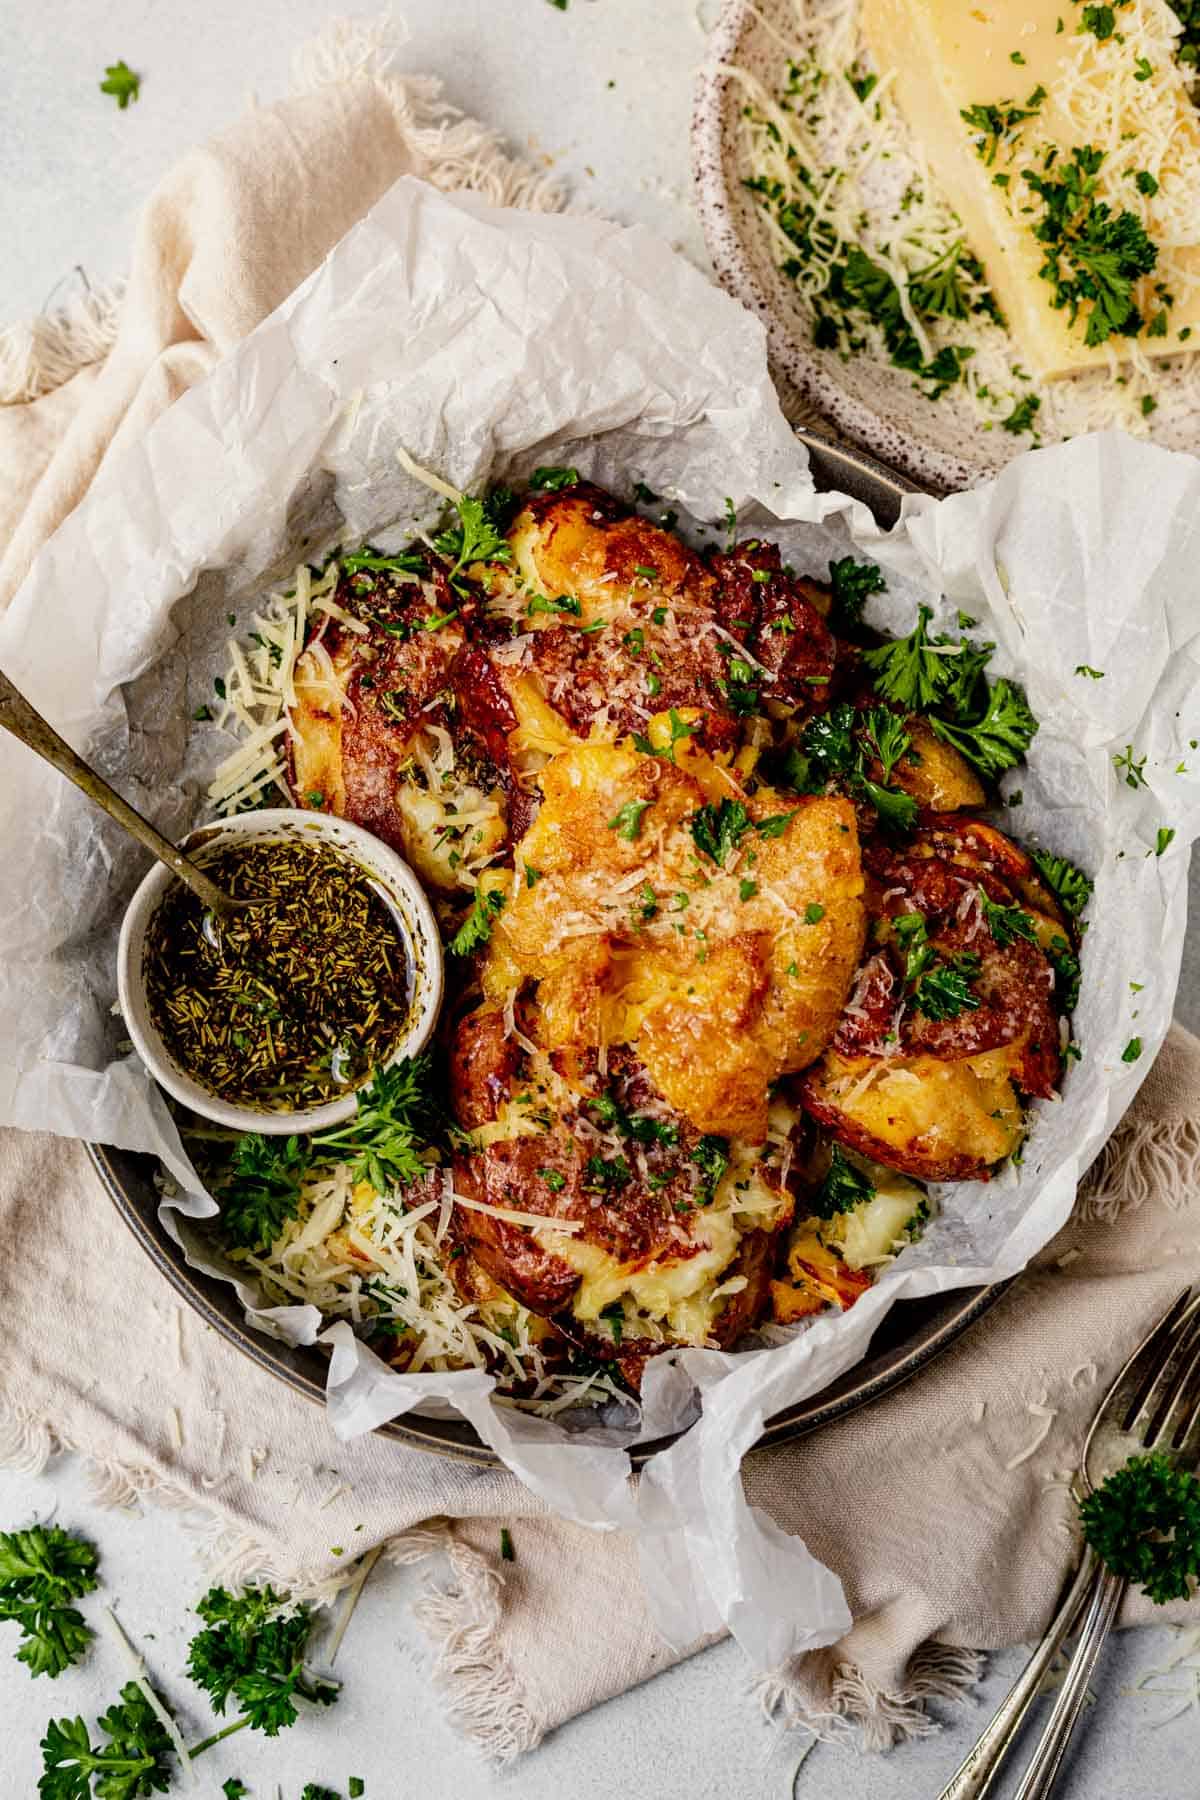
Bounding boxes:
[483,737,866,1140]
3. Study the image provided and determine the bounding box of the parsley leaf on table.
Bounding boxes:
[99,62,140,109]
[0,1526,99,1679]
[186,1586,338,1738]
[39,1681,173,1800]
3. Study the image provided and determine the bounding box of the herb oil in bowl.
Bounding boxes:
[143,837,413,1113]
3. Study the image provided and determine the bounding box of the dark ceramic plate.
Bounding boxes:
[91,432,1010,1466]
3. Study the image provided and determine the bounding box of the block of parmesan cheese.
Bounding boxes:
[859,0,1200,377]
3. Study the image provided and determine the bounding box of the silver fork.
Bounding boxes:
[938,1285,1200,1800]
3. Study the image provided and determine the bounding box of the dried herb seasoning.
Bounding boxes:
[143,839,412,1110]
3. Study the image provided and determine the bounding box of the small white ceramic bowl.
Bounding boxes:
[117,809,444,1136]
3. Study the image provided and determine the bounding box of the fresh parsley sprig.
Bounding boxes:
[1080,1452,1200,1603]
[827,556,886,632]
[431,493,512,582]
[788,702,918,832]
[862,606,1037,778]
[1031,850,1094,919]
[309,1056,439,1193]
[186,1586,338,1738]
[448,886,506,956]
[215,1135,312,1255]
[0,1527,99,1680]
[40,1681,173,1800]
[690,799,751,868]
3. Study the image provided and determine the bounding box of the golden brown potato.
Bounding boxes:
[447,1016,798,1385]
[770,1233,874,1321]
[890,718,986,811]
[483,737,866,1140]
[801,1043,1026,1182]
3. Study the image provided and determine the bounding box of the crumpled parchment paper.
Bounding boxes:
[3,176,1200,1667]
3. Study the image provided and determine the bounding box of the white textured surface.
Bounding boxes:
[0,2,1195,1795]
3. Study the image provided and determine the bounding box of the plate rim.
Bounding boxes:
[88,425,1011,1466]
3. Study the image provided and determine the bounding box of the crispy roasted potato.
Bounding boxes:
[447,1013,798,1385]
[890,718,986,811]
[801,1043,1026,1182]
[483,738,866,1139]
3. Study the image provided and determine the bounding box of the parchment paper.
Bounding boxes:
[3,176,1200,1666]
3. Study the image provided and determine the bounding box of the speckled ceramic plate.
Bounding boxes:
[692,0,1200,491]
[91,432,1010,1466]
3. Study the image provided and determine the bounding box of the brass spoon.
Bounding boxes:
[0,666,242,916]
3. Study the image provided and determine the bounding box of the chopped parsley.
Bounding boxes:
[805,902,826,924]
[528,466,580,490]
[691,1134,730,1200]
[828,555,886,630]
[1048,935,1082,1012]
[1114,744,1148,789]
[1023,145,1160,349]
[1156,826,1176,856]
[811,1146,874,1218]
[500,1528,516,1561]
[631,707,694,763]
[99,60,140,108]
[979,891,1038,946]
[599,1303,625,1346]
[448,887,506,956]
[690,798,751,867]
[583,1154,631,1191]
[607,800,652,842]
[1122,1036,1143,1063]
[1075,664,1105,679]
[915,958,982,1021]
[527,592,581,618]
[1080,3,1116,38]
[538,1168,567,1192]
[1031,850,1093,917]
[1001,394,1041,436]
[960,89,1047,165]
[739,878,758,902]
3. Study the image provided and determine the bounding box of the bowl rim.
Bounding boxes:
[115,807,445,1135]
[692,0,980,493]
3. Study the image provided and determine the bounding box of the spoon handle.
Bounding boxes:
[0,666,233,914]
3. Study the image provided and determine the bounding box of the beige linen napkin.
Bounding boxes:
[2,15,1199,1761]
